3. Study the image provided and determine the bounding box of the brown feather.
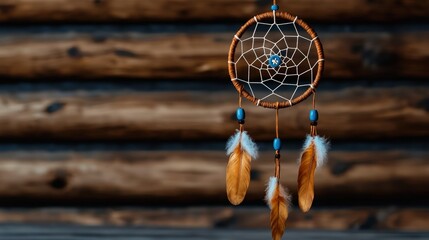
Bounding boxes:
[226,142,252,205]
[298,142,317,213]
[270,181,289,240]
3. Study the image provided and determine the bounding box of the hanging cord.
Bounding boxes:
[312,89,316,109]
[275,103,279,139]
[239,88,244,132]
[275,102,280,178]
[272,0,278,23]
[310,90,318,137]
[238,87,243,108]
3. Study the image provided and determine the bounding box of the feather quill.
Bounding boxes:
[298,135,330,212]
[225,130,258,205]
[265,177,290,240]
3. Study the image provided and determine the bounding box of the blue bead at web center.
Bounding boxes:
[268,55,282,68]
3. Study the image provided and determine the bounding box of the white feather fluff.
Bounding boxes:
[301,134,330,168]
[240,131,258,159]
[265,176,290,208]
[226,130,241,155]
[265,177,277,208]
[225,130,258,159]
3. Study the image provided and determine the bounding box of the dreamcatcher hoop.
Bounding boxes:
[228,11,325,109]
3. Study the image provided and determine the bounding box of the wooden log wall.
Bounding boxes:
[0,149,427,205]
[0,0,428,231]
[0,0,428,23]
[0,207,428,231]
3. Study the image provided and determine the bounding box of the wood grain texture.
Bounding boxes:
[0,87,426,141]
[0,225,427,240]
[0,31,427,80]
[0,207,427,231]
[0,149,426,204]
[0,0,427,23]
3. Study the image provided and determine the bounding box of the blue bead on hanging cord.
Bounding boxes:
[309,109,318,127]
[273,138,282,151]
[271,4,279,11]
[309,91,319,135]
[236,107,245,124]
[273,103,281,177]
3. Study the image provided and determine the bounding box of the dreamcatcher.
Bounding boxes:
[225,1,330,239]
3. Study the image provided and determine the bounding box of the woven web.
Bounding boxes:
[231,16,322,103]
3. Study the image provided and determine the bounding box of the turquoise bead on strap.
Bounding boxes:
[236,108,245,121]
[273,138,282,150]
[309,110,319,122]
[271,4,279,11]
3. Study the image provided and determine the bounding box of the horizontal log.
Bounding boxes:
[0,87,426,141]
[0,0,427,23]
[0,149,426,205]
[0,31,427,80]
[0,207,427,231]
[0,225,426,240]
